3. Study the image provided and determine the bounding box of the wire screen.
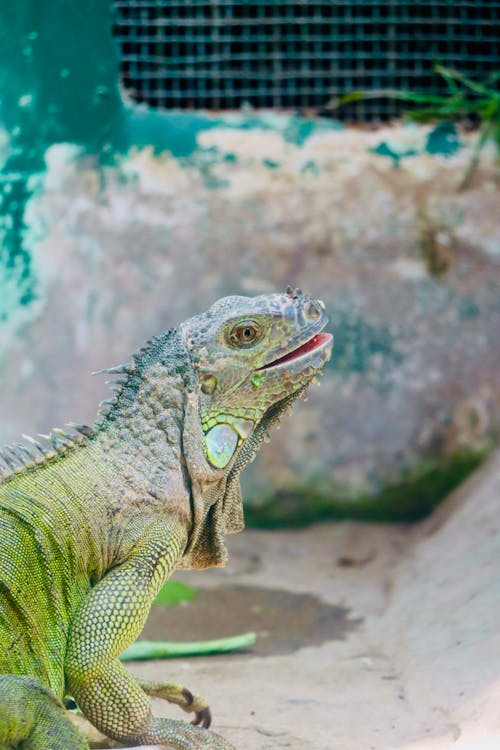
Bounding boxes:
[113,1,500,120]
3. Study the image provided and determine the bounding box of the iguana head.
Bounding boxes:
[88,287,332,568]
[180,286,332,471]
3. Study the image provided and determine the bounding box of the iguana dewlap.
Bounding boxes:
[0,288,332,750]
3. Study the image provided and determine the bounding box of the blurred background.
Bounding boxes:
[0,0,499,525]
[1,4,500,749]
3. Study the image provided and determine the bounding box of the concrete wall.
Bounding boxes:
[1,1,499,522]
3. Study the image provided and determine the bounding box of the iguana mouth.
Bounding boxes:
[257,331,333,371]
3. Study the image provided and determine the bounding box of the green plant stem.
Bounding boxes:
[459,120,495,191]
[326,65,499,192]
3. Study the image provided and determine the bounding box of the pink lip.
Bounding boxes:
[259,332,333,370]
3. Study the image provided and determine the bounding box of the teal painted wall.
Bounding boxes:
[0,1,123,321]
[0,1,123,163]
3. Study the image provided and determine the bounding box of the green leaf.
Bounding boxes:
[153,580,197,606]
[120,632,257,662]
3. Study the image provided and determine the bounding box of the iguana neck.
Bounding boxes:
[90,331,238,569]
[90,329,196,514]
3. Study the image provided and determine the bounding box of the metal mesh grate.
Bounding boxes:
[113,1,500,120]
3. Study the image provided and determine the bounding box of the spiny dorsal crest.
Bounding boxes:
[0,425,92,484]
[91,360,138,426]
[91,331,176,426]
[0,336,174,483]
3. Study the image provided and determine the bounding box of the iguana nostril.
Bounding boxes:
[305,301,321,320]
[284,286,304,301]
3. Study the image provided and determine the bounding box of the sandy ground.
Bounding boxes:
[86,450,500,750]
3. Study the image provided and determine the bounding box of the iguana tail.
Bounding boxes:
[0,675,88,749]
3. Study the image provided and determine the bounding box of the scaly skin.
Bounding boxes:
[0,288,332,749]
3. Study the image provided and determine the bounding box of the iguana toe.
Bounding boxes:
[190,704,211,729]
[139,679,213,728]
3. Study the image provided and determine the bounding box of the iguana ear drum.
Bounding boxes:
[200,372,218,395]
[205,424,238,468]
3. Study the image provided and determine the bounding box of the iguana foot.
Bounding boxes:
[130,717,235,750]
[139,679,211,728]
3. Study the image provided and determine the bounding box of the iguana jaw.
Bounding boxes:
[256,331,333,372]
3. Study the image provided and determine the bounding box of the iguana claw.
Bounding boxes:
[182,687,212,728]
[191,706,212,729]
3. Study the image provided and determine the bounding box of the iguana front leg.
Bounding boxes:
[65,519,234,750]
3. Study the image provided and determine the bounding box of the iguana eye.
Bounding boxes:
[228,321,262,348]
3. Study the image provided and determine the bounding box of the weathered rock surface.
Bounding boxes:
[1,121,499,514]
[82,449,500,749]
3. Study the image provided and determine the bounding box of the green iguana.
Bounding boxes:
[0,288,332,750]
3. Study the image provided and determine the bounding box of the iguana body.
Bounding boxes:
[0,289,332,749]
